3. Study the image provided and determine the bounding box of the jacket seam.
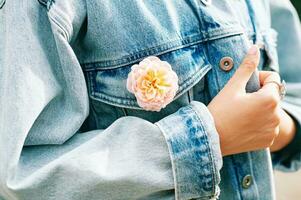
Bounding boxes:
[47,14,69,40]
[88,65,212,109]
[39,0,73,42]
[156,105,220,199]
[81,29,244,71]
[155,123,180,200]
[189,105,219,199]
[48,9,72,42]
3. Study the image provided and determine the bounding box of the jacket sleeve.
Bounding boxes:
[0,1,222,200]
[269,0,301,172]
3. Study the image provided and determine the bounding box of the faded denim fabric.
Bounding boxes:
[156,102,222,200]
[0,0,301,200]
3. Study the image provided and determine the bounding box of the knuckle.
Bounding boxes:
[261,93,279,108]
[270,129,279,141]
[264,133,277,148]
[254,91,267,102]
[271,72,281,82]
[268,140,275,148]
[273,128,279,137]
[268,132,276,140]
[243,59,257,71]
[269,95,279,107]
[255,91,267,100]
[272,112,281,126]
[269,128,278,138]
[262,141,273,149]
[261,94,272,105]
[259,94,272,106]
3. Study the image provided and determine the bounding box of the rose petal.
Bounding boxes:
[126,56,179,111]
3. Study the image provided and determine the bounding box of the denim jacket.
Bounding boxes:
[0,0,301,199]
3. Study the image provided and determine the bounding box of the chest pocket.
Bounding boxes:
[78,1,246,130]
[82,42,211,130]
[81,33,250,131]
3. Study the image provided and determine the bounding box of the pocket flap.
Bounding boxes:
[85,42,212,110]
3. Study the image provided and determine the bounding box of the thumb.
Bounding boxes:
[226,45,260,92]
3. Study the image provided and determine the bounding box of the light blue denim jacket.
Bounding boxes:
[0,0,301,199]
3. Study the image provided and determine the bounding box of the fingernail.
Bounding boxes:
[248,45,258,55]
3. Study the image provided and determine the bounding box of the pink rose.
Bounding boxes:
[126,56,179,112]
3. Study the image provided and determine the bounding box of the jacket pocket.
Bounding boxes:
[84,42,212,111]
[83,30,245,111]
[80,28,244,130]
[81,41,213,130]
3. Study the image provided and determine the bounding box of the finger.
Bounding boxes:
[259,71,281,86]
[259,71,271,86]
[268,126,280,148]
[226,45,260,91]
[258,70,281,101]
[258,82,281,103]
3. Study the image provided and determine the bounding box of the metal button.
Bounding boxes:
[242,175,253,189]
[201,0,212,6]
[219,57,234,71]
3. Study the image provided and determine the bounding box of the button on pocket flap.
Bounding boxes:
[85,43,212,110]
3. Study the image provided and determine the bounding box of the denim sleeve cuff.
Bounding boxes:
[156,101,222,200]
[272,101,301,171]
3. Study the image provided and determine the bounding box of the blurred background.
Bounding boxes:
[291,0,301,16]
[274,1,301,200]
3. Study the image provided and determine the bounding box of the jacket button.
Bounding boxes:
[201,0,212,6]
[242,175,253,189]
[219,57,234,71]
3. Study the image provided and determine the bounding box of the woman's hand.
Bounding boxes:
[258,71,297,152]
[270,107,296,152]
[208,45,282,156]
